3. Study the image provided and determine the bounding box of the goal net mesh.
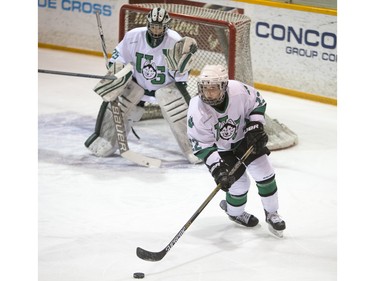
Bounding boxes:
[119,3,298,150]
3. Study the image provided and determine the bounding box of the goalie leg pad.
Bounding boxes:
[117,80,144,117]
[125,105,145,135]
[85,81,144,157]
[84,102,118,157]
[155,85,201,164]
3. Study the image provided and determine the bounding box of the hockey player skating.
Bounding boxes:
[85,7,200,164]
[187,65,286,237]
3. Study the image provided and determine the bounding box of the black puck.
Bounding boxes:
[133,272,145,279]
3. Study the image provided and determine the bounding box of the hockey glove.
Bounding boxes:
[210,160,236,192]
[93,62,133,102]
[236,121,268,155]
[164,37,198,74]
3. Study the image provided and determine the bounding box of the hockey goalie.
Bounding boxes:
[85,7,200,164]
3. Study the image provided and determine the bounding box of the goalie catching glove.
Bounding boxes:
[210,160,236,192]
[93,62,133,102]
[164,37,198,74]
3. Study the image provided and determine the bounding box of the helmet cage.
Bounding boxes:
[147,8,171,39]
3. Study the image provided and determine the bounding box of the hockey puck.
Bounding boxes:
[133,272,145,279]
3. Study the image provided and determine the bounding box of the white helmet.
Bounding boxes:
[197,65,228,106]
[146,7,171,45]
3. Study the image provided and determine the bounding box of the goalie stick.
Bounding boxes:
[136,145,254,262]
[94,11,161,168]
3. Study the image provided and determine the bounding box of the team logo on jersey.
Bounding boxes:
[188,116,194,128]
[214,115,241,141]
[142,60,157,80]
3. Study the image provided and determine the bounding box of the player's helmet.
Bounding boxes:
[146,8,171,46]
[197,65,229,106]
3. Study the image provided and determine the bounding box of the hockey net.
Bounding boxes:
[119,3,298,150]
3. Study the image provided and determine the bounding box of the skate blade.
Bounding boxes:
[268,224,284,238]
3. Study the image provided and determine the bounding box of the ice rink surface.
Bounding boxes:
[38,48,336,281]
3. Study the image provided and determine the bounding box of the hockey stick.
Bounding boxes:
[94,11,161,168]
[136,145,254,261]
[95,11,109,67]
[39,69,121,80]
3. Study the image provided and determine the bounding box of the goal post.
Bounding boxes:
[118,3,298,150]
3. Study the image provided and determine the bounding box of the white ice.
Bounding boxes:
[38,48,336,281]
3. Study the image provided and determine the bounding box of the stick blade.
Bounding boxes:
[121,150,162,168]
[136,247,167,262]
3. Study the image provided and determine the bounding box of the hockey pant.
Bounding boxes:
[155,84,201,164]
[84,80,144,157]
[222,154,280,217]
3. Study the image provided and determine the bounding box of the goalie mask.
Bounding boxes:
[146,7,171,47]
[198,65,229,106]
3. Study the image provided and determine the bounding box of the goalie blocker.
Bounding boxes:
[93,62,134,102]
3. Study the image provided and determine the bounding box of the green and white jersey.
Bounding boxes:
[109,27,188,94]
[187,80,267,166]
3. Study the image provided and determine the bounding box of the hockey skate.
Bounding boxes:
[265,210,286,238]
[220,200,259,227]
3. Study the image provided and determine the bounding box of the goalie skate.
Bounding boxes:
[265,210,286,238]
[220,200,259,227]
